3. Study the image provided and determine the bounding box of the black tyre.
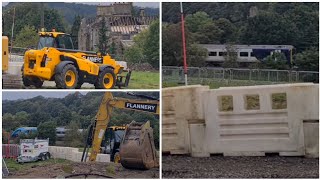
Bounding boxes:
[46,152,50,160]
[41,154,46,161]
[55,64,78,89]
[22,76,43,88]
[75,78,84,89]
[33,77,44,88]
[22,75,32,87]
[95,68,116,89]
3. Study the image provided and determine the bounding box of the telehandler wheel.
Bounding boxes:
[22,75,32,87]
[75,79,84,89]
[33,77,44,88]
[22,75,43,88]
[55,64,78,89]
[95,68,116,89]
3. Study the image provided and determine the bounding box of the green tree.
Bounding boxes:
[64,120,84,147]
[124,20,159,68]
[241,12,297,45]
[70,15,81,49]
[143,20,160,68]
[2,113,20,131]
[185,11,213,33]
[14,25,39,48]
[98,17,108,54]
[263,52,290,70]
[14,111,29,126]
[294,47,319,71]
[222,44,239,68]
[214,18,237,44]
[162,23,207,67]
[124,45,144,64]
[37,121,57,145]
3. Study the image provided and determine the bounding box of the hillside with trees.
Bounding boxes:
[2,92,159,147]
[162,2,319,71]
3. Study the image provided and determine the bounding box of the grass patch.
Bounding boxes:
[4,158,70,173]
[245,95,260,110]
[128,71,159,89]
[106,165,116,176]
[272,93,287,109]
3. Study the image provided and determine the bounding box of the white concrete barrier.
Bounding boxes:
[49,146,110,162]
[162,85,209,154]
[162,83,319,158]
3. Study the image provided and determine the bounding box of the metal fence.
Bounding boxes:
[162,66,319,86]
[2,144,19,159]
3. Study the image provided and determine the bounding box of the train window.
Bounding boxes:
[250,52,254,57]
[209,52,217,56]
[219,52,227,56]
[240,52,249,57]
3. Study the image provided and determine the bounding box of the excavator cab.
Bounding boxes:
[101,126,126,163]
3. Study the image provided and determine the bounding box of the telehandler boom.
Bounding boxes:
[81,92,159,169]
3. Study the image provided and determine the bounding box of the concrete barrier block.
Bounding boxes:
[190,124,209,157]
[96,154,110,162]
[303,121,319,158]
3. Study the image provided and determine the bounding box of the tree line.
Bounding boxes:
[2,92,159,148]
[162,2,319,71]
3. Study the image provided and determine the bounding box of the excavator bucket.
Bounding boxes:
[119,121,158,170]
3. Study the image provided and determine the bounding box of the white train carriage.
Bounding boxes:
[200,44,294,65]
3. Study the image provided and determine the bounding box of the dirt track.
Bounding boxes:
[162,155,319,178]
[7,161,159,179]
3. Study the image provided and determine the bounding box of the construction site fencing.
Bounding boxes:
[162,66,319,85]
[2,144,19,159]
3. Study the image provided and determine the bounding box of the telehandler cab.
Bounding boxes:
[22,31,131,89]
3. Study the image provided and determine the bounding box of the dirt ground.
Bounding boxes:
[162,155,319,178]
[6,161,159,179]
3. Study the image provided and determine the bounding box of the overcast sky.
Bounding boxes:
[2,91,88,100]
[2,2,159,8]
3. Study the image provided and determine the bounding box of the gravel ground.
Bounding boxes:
[162,155,319,178]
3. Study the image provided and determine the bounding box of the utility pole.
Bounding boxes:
[180,2,188,86]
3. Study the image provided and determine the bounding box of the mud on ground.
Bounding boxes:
[162,155,319,178]
[7,161,159,179]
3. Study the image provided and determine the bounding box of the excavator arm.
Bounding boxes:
[82,92,159,169]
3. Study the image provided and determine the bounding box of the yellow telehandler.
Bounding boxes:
[81,92,159,170]
[22,31,131,89]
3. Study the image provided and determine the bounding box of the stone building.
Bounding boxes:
[78,2,158,54]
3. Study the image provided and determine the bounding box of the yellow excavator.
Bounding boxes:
[2,36,22,89]
[22,31,131,89]
[81,92,159,169]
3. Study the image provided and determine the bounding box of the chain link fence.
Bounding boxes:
[163,66,319,87]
